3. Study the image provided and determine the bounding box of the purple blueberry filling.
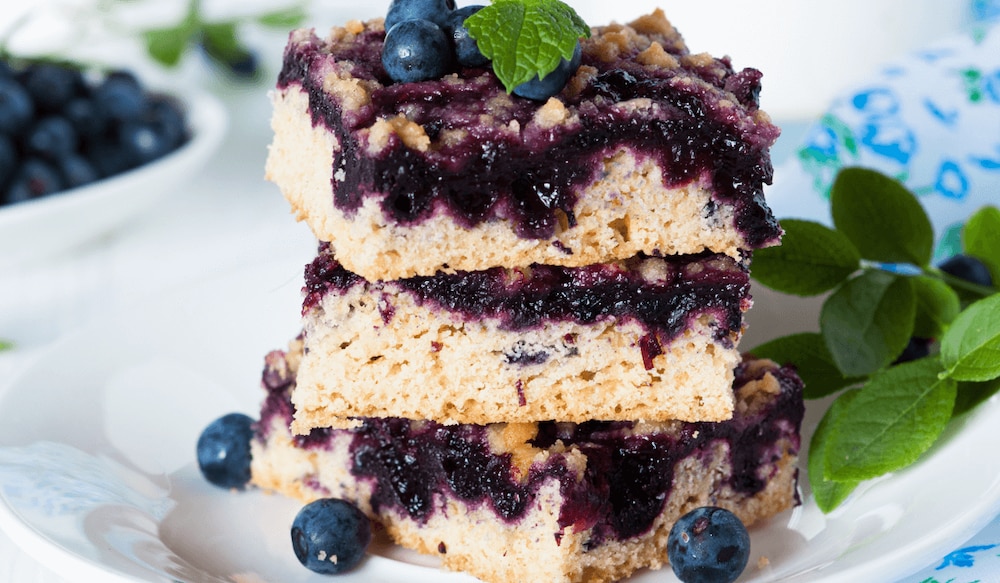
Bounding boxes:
[303,243,751,354]
[277,21,780,245]
[257,353,803,544]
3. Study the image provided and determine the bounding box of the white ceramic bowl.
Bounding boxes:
[0,86,227,270]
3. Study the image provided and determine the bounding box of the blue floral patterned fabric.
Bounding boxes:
[768,15,1000,264]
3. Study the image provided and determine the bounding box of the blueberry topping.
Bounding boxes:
[291,498,371,575]
[446,5,489,68]
[667,506,750,583]
[939,254,994,288]
[513,41,582,101]
[196,412,255,489]
[382,19,454,84]
[385,0,456,30]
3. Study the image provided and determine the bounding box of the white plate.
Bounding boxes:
[0,86,227,270]
[1,257,1000,583]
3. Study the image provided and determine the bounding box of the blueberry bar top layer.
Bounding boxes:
[258,352,803,545]
[303,242,751,350]
[277,11,781,245]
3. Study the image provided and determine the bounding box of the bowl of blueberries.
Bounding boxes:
[0,59,227,268]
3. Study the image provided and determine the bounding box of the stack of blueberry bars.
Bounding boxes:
[198,2,804,582]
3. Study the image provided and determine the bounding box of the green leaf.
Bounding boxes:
[809,389,861,512]
[751,219,860,296]
[750,333,863,399]
[256,5,308,29]
[465,0,590,92]
[830,167,934,265]
[940,293,1000,381]
[0,339,12,351]
[953,377,1000,418]
[825,358,956,481]
[821,270,916,377]
[964,205,1000,284]
[143,24,197,67]
[201,22,246,62]
[911,275,961,338]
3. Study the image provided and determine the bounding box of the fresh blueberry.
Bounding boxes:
[56,153,99,189]
[63,97,107,139]
[446,5,489,68]
[939,254,994,288]
[24,116,78,160]
[385,0,456,30]
[196,412,255,490]
[667,506,750,583]
[93,72,146,122]
[894,336,932,364]
[144,95,188,151]
[85,139,133,178]
[291,498,372,575]
[0,134,16,187]
[20,63,82,112]
[117,121,170,167]
[512,41,582,101]
[3,158,63,205]
[382,19,453,84]
[0,78,35,135]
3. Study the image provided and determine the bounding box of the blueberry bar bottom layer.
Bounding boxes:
[250,341,803,583]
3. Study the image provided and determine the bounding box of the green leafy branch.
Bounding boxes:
[142,0,307,78]
[751,167,1000,512]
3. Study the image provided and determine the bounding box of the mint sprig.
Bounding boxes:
[0,339,12,352]
[751,167,1000,513]
[464,0,590,93]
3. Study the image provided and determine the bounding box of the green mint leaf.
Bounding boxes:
[821,270,916,377]
[0,339,12,351]
[830,167,934,266]
[825,358,956,481]
[750,333,863,399]
[465,0,590,92]
[143,23,197,67]
[940,293,1000,382]
[964,205,1000,284]
[809,389,861,513]
[256,5,308,29]
[751,219,860,296]
[911,275,961,339]
[953,377,1000,418]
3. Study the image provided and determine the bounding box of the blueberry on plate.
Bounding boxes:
[385,0,456,30]
[512,41,582,101]
[291,498,372,575]
[0,134,16,186]
[667,506,750,583]
[446,5,489,68]
[196,412,255,489]
[382,19,453,84]
[939,254,994,288]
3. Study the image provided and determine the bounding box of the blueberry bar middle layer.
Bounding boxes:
[290,243,752,432]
